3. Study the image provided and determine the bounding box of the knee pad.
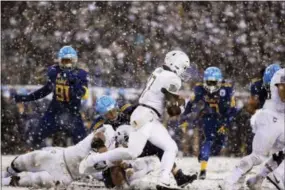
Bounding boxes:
[237,153,266,174]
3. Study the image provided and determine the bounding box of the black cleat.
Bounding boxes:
[199,170,206,180]
[174,169,197,187]
[9,176,20,186]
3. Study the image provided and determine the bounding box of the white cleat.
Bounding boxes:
[267,173,285,190]
[246,175,265,190]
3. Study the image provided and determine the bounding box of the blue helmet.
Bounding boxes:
[95,96,117,116]
[58,46,78,69]
[203,67,223,93]
[263,63,281,86]
[203,67,223,81]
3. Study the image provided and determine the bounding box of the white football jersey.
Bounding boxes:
[251,109,285,154]
[64,124,115,178]
[139,67,182,116]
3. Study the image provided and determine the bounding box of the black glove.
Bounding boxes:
[272,151,285,165]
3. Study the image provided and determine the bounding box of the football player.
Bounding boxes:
[220,68,285,190]
[1,123,115,188]
[13,46,89,147]
[247,149,284,190]
[85,95,197,188]
[182,67,237,179]
[80,50,194,189]
[246,63,281,114]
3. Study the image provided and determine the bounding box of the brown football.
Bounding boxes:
[167,105,181,116]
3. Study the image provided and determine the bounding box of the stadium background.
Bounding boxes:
[1,2,285,156]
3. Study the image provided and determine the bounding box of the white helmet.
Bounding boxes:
[115,125,133,147]
[164,50,190,81]
[270,68,285,102]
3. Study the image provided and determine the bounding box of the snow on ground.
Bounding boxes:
[1,155,276,190]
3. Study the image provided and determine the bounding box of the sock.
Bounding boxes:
[200,161,208,171]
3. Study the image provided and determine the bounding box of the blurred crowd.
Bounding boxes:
[1,87,253,157]
[2,1,283,155]
[2,1,285,89]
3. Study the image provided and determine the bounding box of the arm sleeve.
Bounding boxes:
[183,85,203,115]
[15,82,53,102]
[15,66,56,102]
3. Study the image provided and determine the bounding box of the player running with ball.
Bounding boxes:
[80,50,193,190]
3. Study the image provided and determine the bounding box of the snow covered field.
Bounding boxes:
[1,155,276,190]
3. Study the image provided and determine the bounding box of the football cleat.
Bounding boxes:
[199,170,206,180]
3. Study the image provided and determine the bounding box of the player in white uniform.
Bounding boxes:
[1,123,155,188]
[1,125,116,188]
[220,68,285,190]
[79,50,191,189]
[247,148,285,190]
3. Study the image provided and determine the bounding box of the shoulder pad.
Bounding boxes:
[194,84,204,92]
[93,120,105,130]
[251,77,262,83]
[120,103,132,113]
[77,68,88,76]
[47,65,59,78]
[221,83,232,88]
[76,63,89,72]
[195,82,203,86]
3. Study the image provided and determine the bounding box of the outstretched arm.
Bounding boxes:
[14,82,53,102]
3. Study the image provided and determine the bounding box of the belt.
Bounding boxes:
[139,104,161,118]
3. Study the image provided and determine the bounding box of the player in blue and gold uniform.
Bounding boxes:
[182,67,237,179]
[246,63,281,114]
[14,46,89,148]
